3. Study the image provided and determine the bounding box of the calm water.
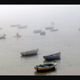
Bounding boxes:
[0,28,80,75]
[0,5,80,75]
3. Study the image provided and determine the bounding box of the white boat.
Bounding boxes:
[21,49,39,57]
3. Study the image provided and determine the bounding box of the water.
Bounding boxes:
[0,29,80,75]
[0,5,80,75]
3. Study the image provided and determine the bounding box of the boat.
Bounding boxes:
[18,26,27,29]
[11,24,20,27]
[43,52,61,61]
[0,27,3,30]
[33,30,42,33]
[45,27,54,30]
[78,28,80,31]
[20,49,39,57]
[40,31,46,35]
[34,63,56,72]
[50,29,58,32]
[0,34,6,39]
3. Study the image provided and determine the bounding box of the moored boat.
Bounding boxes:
[43,52,61,61]
[18,26,27,29]
[0,34,6,39]
[40,31,46,35]
[20,49,39,57]
[34,63,56,72]
[50,29,58,32]
[33,30,42,33]
[45,27,54,30]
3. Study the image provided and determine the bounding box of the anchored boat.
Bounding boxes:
[20,49,39,57]
[43,52,61,61]
[33,30,42,33]
[40,31,46,35]
[34,63,56,72]
[0,34,6,39]
[50,29,58,32]
[45,27,54,30]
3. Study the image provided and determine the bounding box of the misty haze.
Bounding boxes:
[0,5,80,75]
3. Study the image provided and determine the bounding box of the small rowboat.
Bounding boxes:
[34,63,56,72]
[43,52,61,61]
[20,49,39,57]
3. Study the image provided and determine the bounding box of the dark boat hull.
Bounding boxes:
[36,67,56,72]
[43,52,61,61]
[34,63,56,72]
[21,52,37,57]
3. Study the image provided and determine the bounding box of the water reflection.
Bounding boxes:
[20,54,39,61]
[34,68,57,75]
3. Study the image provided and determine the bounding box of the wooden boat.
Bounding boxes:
[43,52,61,61]
[34,63,56,72]
[20,49,39,57]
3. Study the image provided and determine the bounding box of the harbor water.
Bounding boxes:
[0,5,80,75]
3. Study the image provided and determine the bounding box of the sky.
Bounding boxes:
[0,5,80,34]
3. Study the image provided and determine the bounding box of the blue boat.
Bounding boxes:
[43,52,61,61]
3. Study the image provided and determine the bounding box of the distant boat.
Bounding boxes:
[20,49,39,57]
[0,34,6,39]
[11,24,20,27]
[45,27,54,30]
[34,63,56,72]
[0,27,3,30]
[50,29,59,32]
[78,28,80,31]
[43,52,61,61]
[40,31,46,35]
[18,26,27,29]
[33,30,42,33]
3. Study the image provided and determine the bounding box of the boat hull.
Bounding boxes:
[43,52,61,61]
[34,63,56,72]
[21,52,37,57]
[20,49,38,57]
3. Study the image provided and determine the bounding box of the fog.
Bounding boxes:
[0,5,80,75]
